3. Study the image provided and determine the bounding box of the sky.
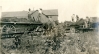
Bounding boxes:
[0,0,99,22]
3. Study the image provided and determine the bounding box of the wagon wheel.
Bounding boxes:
[2,25,16,34]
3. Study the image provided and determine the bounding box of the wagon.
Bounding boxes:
[1,9,58,38]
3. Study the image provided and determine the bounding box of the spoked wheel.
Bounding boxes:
[2,25,16,34]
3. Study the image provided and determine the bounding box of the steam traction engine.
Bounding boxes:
[69,17,99,33]
[1,22,43,38]
[1,10,44,38]
[1,8,58,38]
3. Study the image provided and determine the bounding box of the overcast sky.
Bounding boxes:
[0,0,99,22]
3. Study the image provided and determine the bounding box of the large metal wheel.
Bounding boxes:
[2,25,16,34]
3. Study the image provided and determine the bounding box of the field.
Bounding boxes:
[1,30,99,54]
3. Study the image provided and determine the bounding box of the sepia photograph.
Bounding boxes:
[0,0,99,54]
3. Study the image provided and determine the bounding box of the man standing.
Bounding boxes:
[71,14,75,22]
[13,36,21,48]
